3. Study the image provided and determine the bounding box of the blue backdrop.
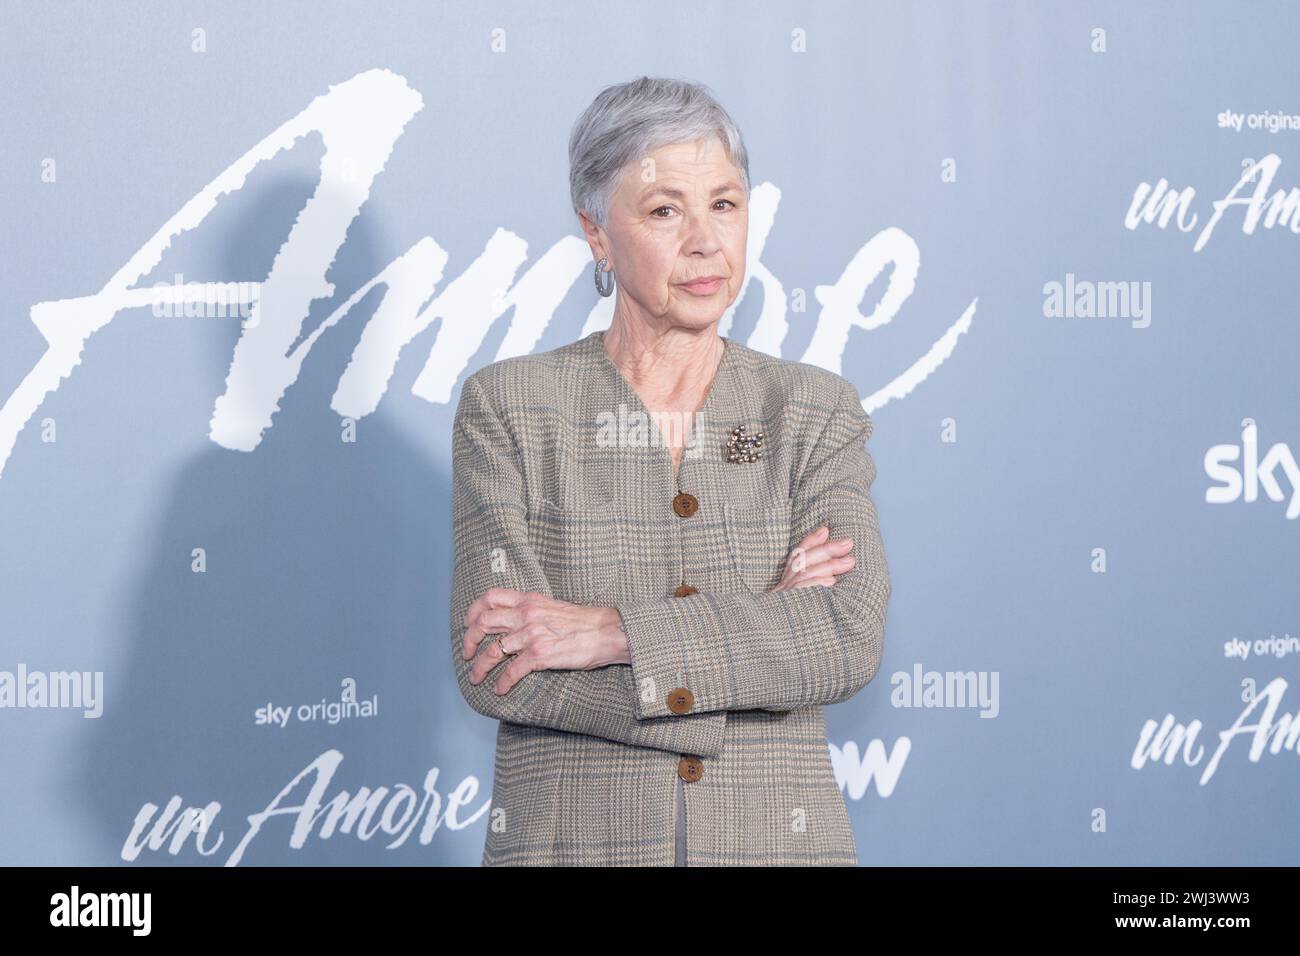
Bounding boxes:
[2,0,1297,865]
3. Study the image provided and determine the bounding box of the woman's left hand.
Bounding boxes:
[462,589,629,694]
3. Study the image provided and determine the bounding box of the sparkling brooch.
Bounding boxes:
[726,424,764,463]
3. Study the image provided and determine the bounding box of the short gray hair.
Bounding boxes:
[568,76,751,230]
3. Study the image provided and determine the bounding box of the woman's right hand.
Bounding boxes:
[770,525,855,591]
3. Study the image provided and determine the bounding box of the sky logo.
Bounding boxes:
[1205,418,1300,519]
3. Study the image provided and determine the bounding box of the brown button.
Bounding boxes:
[677,755,704,782]
[672,492,698,517]
[674,583,698,597]
[667,687,694,714]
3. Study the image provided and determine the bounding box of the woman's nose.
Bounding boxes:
[682,216,722,256]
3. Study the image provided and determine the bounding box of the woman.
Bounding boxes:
[450,76,890,866]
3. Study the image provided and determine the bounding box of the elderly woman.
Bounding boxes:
[450,76,890,866]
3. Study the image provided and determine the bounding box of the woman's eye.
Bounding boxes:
[650,200,735,218]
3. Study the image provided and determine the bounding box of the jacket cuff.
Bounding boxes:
[615,597,716,721]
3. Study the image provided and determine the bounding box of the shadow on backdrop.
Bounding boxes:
[74,170,494,865]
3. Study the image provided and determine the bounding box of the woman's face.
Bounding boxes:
[586,136,748,333]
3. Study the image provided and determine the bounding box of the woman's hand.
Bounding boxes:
[770,524,855,592]
[461,525,851,695]
[462,589,629,695]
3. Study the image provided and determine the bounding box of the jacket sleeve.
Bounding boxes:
[449,372,728,756]
[613,378,890,717]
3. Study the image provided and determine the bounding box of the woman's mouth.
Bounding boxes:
[679,276,724,295]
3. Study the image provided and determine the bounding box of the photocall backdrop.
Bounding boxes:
[1,1,1296,866]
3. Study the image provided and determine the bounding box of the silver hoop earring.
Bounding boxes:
[594,257,614,297]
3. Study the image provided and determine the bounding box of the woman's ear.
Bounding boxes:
[576,209,607,262]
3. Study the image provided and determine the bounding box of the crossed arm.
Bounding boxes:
[450,373,727,756]
[613,378,890,718]
[449,372,890,754]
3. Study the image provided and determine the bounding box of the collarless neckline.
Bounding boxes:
[591,328,734,416]
[589,329,735,486]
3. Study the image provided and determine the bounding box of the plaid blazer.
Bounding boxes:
[450,329,890,866]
